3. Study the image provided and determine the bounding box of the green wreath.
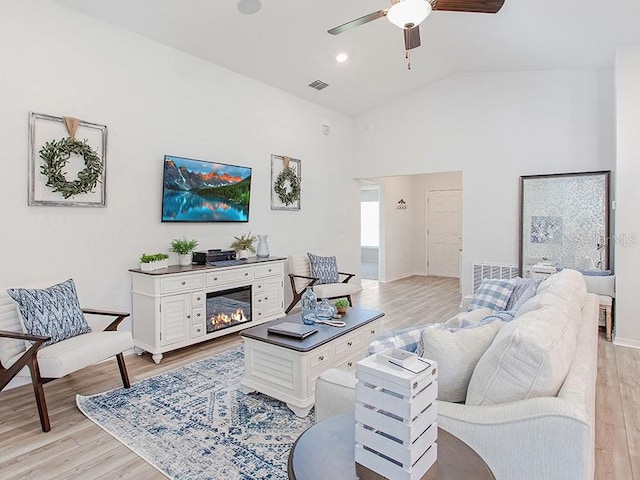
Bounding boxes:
[39,137,103,199]
[273,166,301,206]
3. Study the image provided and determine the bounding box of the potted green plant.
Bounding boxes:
[170,238,199,266]
[334,298,350,314]
[140,253,169,272]
[230,232,256,260]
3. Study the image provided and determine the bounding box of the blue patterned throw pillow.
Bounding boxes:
[468,278,517,312]
[307,253,340,284]
[7,279,91,346]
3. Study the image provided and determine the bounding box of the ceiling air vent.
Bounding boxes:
[308,80,330,91]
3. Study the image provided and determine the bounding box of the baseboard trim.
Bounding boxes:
[613,336,640,349]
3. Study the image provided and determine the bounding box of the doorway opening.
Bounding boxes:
[361,184,380,280]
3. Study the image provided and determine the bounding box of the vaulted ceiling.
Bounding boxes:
[55,0,640,116]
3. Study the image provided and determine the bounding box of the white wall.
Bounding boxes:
[355,69,615,295]
[0,1,358,328]
[614,45,640,347]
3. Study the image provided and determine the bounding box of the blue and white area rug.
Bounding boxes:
[77,346,314,480]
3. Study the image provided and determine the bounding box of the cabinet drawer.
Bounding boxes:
[191,307,205,325]
[365,320,381,339]
[206,268,253,287]
[160,274,204,294]
[334,332,362,358]
[254,262,283,278]
[192,291,205,306]
[337,353,363,371]
[309,345,333,372]
[191,323,205,338]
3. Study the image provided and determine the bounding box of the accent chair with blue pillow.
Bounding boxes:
[0,279,134,432]
[285,253,359,313]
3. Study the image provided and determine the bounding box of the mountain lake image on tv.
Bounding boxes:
[162,155,252,222]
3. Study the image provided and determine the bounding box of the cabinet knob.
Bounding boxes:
[348,362,353,367]
[187,314,191,319]
[214,277,218,281]
[371,329,376,335]
[181,281,186,285]
[268,269,272,272]
[196,328,201,332]
[197,313,201,317]
[265,297,269,300]
[347,341,352,346]
[319,356,324,361]
[244,272,249,276]
[196,296,201,301]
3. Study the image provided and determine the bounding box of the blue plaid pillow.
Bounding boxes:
[468,279,517,312]
[307,253,339,284]
[7,279,91,346]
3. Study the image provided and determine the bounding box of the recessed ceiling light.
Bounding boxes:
[238,0,261,15]
[336,53,348,63]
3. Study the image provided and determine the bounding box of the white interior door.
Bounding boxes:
[427,189,462,277]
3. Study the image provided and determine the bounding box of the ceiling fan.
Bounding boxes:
[328,0,505,63]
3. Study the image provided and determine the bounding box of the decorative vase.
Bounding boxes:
[256,235,269,258]
[301,287,317,325]
[179,253,192,266]
[316,298,337,320]
[237,249,250,260]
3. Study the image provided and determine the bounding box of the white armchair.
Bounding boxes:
[0,280,134,431]
[285,254,359,313]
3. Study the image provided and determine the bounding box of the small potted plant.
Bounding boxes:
[230,232,256,260]
[170,238,199,266]
[334,298,350,314]
[140,253,169,272]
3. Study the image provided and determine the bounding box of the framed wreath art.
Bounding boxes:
[271,154,301,210]
[28,112,107,207]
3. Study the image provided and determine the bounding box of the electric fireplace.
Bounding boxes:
[206,285,252,334]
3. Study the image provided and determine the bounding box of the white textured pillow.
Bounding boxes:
[442,308,493,329]
[466,305,578,406]
[421,320,502,403]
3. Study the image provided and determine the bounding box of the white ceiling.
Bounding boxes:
[54,0,640,117]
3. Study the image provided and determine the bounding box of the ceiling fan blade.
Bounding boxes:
[432,0,505,14]
[328,10,388,35]
[404,25,421,50]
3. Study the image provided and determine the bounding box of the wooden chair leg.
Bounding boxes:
[116,353,131,389]
[27,358,50,432]
[286,291,303,314]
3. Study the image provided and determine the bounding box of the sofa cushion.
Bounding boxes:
[468,278,517,311]
[421,320,502,402]
[307,253,339,284]
[466,304,578,406]
[6,279,91,346]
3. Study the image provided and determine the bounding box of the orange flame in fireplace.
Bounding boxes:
[210,307,248,329]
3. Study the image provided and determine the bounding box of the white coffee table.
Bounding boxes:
[240,307,384,417]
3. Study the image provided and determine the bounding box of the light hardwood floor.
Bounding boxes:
[0,276,637,479]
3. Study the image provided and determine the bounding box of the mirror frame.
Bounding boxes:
[519,170,611,276]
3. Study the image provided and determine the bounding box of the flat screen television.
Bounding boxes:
[161,155,252,222]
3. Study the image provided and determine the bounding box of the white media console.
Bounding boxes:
[130,257,286,363]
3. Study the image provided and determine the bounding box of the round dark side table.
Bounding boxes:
[287,413,495,480]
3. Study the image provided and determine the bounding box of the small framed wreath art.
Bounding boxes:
[28,112,107,207]
[271,154,301,211]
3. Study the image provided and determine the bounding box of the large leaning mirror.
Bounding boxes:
[519,171,610,277]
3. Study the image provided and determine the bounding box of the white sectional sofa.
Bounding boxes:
[314,269,599,480]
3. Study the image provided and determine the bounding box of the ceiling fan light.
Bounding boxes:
[387,0,432,29]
